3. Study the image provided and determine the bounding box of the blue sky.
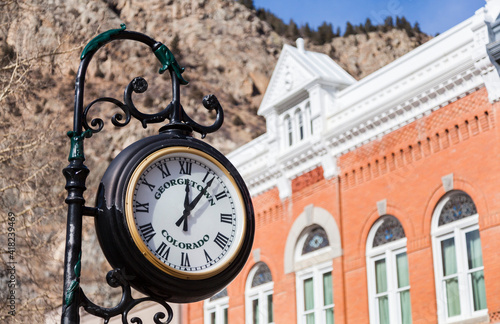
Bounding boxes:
[253,0,487,35]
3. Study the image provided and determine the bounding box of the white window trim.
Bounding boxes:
[366,237,409,324]
[295,261,334,324]
[245,265,274,324]
[204,294,229,324]
[431,195,488,324]
[280,100,312,151]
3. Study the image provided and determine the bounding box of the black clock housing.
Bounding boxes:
[95,132,255,303]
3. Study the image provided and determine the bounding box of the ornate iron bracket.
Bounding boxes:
[81,269,173,324]
[62,25,224,323]
[76,24,223,141]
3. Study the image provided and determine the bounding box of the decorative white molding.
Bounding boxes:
[441,174,454,192]
[252,248,261,263]
[377,199,387,216]
[283,206,342,274]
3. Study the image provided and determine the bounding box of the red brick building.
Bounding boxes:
[184,1,500,323]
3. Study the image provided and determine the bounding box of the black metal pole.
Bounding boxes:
[61,157,89,324]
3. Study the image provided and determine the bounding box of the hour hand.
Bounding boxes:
[176,181,191,231]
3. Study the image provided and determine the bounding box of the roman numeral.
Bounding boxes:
[141,178,155,191]
[155,242,170,260]
[204,249,212,263]
[202,171,214,183]
[135,202,149,213]
[214,232,229,249]
[138,223,156,243]
[215,191,227,200]
[220,213,233,224]
[157,163,171,178]
[179,160,192,175]
[181,252,190,267]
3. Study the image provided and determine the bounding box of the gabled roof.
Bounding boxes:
[258,39,355,116]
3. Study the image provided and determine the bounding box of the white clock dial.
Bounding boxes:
[125,147,246,280]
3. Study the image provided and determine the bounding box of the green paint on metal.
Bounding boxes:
[81,24,126,59]
[67,129,92,161]
[64,253,82,306]
[154,44,189,85]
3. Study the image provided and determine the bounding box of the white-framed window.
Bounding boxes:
[305,103,313,136]
[245,263,274,324]
[366,215,412,324]
[285,114,293,147]
[431,191,487,323]
[281,101,312,149]
[295,109,304,141]
[204,288,229,324]
[295,226,334,324]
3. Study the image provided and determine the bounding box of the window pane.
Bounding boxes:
[466,230,483,269]
[323,272,333,306]
[441,238,457,276]
[253,299,259,324]
[302,227,330,255]
[287,118,293,146]
[298,112,304,140]
[210,311,216,324]
[471,270,487,311]
[224,308,228,324]
[267,294,274,323]
[438,192,477,226]
[445,277,461,317]
[325,307,334,324]
[373,215,406,247]
[305,313,315,324]
[375,259,388,293]
[378,296,390,324]
[400,289,412,324]
[304,278,315,311]
[396,252,410,288]
[251,263,273,287]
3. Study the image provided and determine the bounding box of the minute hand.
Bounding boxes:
[188,177,214,210]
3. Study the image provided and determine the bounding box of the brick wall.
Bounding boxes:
[185,88,500,323]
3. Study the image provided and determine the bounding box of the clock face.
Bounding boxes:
[125,147,246,280]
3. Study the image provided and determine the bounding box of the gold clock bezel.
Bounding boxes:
[125,146,247,280]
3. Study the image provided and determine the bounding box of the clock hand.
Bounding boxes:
[175,177,214,231]
[175,181,191,231]
[188,177,214,210]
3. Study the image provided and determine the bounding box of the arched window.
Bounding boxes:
[431,191,487,323]
[246,263,274,324]
[285,115,293,147]
[296,109,304,141]
[366,215,412,324]
[296,226,334,324]
[305,102,313,136]
[204,288,228,324]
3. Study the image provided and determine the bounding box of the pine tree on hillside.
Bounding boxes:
[237,0,254,10]
[315,22,335,45]
[344,22,355,37]
[382,16,394,32]
[335,27,341,37]
[364,18,376,32]
[300,23,313,39]
[287,19,300,40]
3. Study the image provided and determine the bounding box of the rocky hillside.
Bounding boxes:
[0,0,429,321]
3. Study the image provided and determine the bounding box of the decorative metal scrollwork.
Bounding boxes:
[80,269,173,324]
[77,24,224,138]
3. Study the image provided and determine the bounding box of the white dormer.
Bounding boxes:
[259,39,355,155]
